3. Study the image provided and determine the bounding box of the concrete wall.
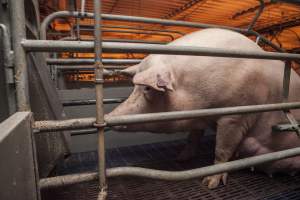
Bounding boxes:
[59,87,187,153]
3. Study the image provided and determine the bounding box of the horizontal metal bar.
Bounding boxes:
[105,102,300,126]
[70,128,98,136]
[57,65,127,70]
[59,36,168,44]
[40,11,251,40]
[62,98,126,106]
[39,144,300,189]
[70,127,111,136]
[22,40,300,61]
[33,117,95,133]
[77,24,185,36]
[33,102,300,132]
[103,38,167,44]
[47,58,142,65]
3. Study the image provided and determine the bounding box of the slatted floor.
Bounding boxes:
[41,136,300,200]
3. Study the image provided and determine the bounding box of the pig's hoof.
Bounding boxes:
[176,148,196,162]
[202,173,228,189]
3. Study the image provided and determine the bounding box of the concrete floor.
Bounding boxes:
[59,87,187,153]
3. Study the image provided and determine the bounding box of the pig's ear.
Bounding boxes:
[133,69,174,92]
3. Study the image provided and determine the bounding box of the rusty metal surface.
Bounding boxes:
[0,112,39,200]
[41,137,300,200]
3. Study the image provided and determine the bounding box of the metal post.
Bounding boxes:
[0,24,15,114]
[282,61,300,134]
[93,0,107,199]
[9,0,30,111]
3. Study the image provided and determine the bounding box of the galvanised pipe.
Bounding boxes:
[10,0,30,111]
[39,11,251,40]
[62,98,126,106]
[0,24,13,68]
[22,40,300,61]
[75,24,184,36]
[57,65,127,70]
[47,58,142,65]
[58,36,168,44]
[33,102,300,132]
[93,0,107,198]
[39,11,283,54]
[86,29,175,41]
[39,145,300,189]
[247,0,264,31]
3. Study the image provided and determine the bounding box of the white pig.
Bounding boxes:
[107,28,300,189]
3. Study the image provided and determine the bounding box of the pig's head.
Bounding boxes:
[107,62,177,132]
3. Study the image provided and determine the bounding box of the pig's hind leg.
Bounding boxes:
[176,130,204,162]
[202,116,249,189]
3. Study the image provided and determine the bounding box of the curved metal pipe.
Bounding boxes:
[40,11,252,40]
[39,145,300,189]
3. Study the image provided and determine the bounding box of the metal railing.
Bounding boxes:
[8,0,300,199]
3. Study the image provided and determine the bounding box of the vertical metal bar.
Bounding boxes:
[93,0,107,199]
[283,61,291,100]
[10,0,30,111]
[81,0,86,15]
[282,61,300,135]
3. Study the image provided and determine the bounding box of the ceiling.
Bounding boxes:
[39,0,300,54]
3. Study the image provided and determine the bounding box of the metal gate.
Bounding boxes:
[3,0,300,199]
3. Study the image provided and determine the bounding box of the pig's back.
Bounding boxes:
[169,28,263,52]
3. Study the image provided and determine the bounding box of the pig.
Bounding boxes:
[107,28,300,189]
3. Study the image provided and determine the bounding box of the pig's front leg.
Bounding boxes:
[176,130,204,162]
[202,116,247,189]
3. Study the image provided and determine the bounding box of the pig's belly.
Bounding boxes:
[237,137,300,174]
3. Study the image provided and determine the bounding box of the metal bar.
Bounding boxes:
[77,24,184,35]
[59,36,168,44]
[39,11,252,40]
[39,144,300,189]
[47,58,142,65]
[71,128,97,136]
[247,0,264,31]
[93,0,107,199]
[82,29,175,41]
[283,61,292,100]
[0,24,15,114]
[70,127,111,136]
[39,11,283,55]
[57,65,127,70]
[22,40,300,61]
[33,102,300,132]
[102,39,167,44]
[10,0,30,111]
[62,98,126,106]
[282,61,300,135]
[80,0,85,16]
[62,69,116,76]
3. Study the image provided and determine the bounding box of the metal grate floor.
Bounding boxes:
[41,136,300,200]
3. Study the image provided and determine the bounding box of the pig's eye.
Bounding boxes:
[144,86,151,93]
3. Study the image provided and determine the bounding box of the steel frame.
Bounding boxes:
[7,0,300,199]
